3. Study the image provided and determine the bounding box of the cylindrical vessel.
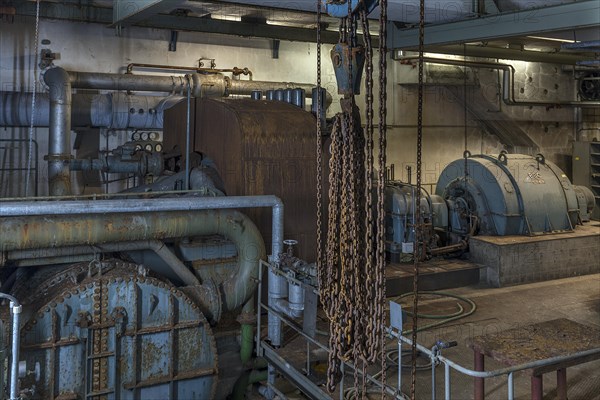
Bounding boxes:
[283,89,293,104]
[291,88,305,108]
[251,90,262,100]
[266,90,275,101]
[274,89,285,102]
[288,282,305,311]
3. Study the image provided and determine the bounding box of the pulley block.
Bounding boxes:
[331,42,366,96]
[322,0,379,18]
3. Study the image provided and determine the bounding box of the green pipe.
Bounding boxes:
[248,369,268,384]
[240,298,255,364]
[231,369,268,400]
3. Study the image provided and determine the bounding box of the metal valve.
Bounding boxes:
[283,239,298,256]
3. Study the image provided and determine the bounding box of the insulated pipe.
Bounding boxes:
[44,67,72,196]
[395,56,600,108]
[0,92,183,129]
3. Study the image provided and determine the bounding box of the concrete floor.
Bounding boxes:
[263,273,600,400]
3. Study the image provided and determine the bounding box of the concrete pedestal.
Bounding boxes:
[470,223,600,287]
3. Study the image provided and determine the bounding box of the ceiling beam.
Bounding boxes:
[112,0,187,27]
[389,0,600,49]
[14,2,347,45]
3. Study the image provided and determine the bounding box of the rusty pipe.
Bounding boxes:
[428,240,468,256]
[0,209,265,315]
[126,62,253,79]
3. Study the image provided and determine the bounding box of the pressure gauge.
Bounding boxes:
[134,144,142,151]
[132,132,141,141]
[149,132,159,141]
[140,132,149,141]
[155,143,163,152]
[145,144,153,152]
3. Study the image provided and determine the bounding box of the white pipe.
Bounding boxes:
[0,293,21,400]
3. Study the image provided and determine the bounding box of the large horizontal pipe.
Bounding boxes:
[0,195,284,258]
[0,209,266,317]
[67,70,329,106]
[394,56,600,108]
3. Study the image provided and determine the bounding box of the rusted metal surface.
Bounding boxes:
[165,98,317,261]
[468,318,600,376]
[8,261,218,399]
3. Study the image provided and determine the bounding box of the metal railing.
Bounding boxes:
[390,326,600,400]
[257,259,600,400]
[0,139,39,197]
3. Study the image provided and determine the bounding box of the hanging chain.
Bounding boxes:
[410,0,426,397]
[316,0,388,395]
[377,0,388,395]
[316,0,324,301]
[25,0,41,197]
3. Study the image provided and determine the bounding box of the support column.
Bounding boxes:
[474,350,484,400]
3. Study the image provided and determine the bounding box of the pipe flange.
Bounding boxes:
[44,153,74,161]
[237,311,257,325]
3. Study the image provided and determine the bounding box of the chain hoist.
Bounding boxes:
[316,0,388,395]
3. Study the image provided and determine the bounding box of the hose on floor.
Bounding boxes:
[341,291,477,399]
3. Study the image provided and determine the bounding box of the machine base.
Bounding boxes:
[386,258,481,296]
[470,222,600,287]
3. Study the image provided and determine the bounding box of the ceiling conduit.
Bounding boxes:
[395,56,600,108]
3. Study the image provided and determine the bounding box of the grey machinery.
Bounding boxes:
[385,153,596,261]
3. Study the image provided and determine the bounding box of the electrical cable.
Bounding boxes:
[394,291,477,335]
[25,0,41,197]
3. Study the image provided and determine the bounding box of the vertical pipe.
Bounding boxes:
[557,369,567,400]
[507,372,514,400]
[10,303,20,400]
[267,202,285,345]
[256,261,263,357]
[0,294,21,400]
[431,353,437,400]
[339,363,345,400]
[444,363,451,400]
[474,350,485,400]
[185,75,191,190]
[44,67,72,196]
[531,375,543,400]
[398,339,402,396]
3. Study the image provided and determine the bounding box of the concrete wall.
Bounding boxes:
[0,14,586,197]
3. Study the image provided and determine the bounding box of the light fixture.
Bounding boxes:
[526,36,578,44]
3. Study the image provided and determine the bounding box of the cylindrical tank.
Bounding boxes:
[436,153,580,235]
[7,261,218,399]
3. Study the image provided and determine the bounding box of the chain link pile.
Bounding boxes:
[316,0,389,395]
